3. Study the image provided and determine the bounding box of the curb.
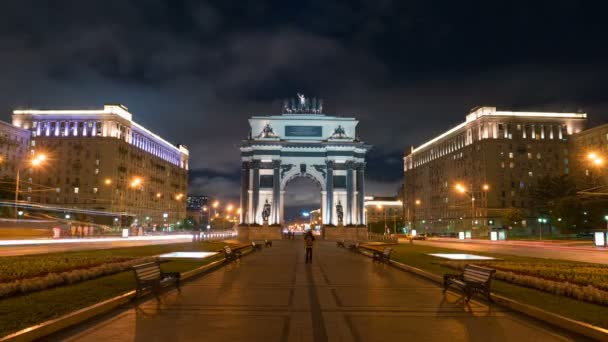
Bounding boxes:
[0,245,255,342]
[358,246,608,341]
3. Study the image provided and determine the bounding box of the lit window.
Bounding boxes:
[585,169,590,176]
[509,152,514,158]
[501,162,505,168]
[537,153,541,159]
[509,162,515,168]
[94,168,99,174]
[527,153,532,159]
[74,187,79,194]
[93,187,98,194]
[31,140,35,147]
[528,171,533,177]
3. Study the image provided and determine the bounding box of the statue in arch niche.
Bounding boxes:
[336,201,344,224]
[262,200,272,222]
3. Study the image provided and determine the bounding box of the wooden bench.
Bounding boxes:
[372,247,392,263]
[223,245,242,262]
[443,264,496,302]
[264,240,272,247]
[132,261,180,298]
[251,241,263,251]
[336,240,346,248]
[347,242,360,252]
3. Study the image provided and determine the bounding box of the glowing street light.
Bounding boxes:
[212,201,219,208]
[415,199,421,206]
[454,183,466,193]
[175,193,184,200]
[226,204,234,212]
[15,153,47,218]
[104,178,112,185]
[130,177,142,188]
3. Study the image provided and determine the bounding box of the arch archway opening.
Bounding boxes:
[283,176,322,233]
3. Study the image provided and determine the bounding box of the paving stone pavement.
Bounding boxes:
[53,240,590,342]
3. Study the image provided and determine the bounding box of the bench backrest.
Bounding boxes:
[133,262,161,281]
[383,247,392,256]
[463,264,495,284]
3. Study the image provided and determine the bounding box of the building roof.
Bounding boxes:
[13,104,187,155]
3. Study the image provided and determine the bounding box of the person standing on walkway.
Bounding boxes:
[304,230,315,263]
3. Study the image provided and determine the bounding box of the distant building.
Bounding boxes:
[0,121,30,197]
[403,106,587,235]
[309,209,322,229]
[364,196,403,233]
[186,195,208,225]
[12,104,189,226]
[569,123,608,190]
[187,195,208,210]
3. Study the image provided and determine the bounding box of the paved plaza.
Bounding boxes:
[54,240,588,341]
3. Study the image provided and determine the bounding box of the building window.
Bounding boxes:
[93,187,98,194]
[509,162,515,168]
[527,152,532,159]
[537,153,541,159]
[509,152,514,159]
[74,187,79,194]
[528,171,533,177]
[94,168,99,174]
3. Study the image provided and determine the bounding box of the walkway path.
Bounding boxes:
[54,240,588,341]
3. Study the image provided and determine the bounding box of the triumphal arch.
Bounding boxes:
[239,94,371,240]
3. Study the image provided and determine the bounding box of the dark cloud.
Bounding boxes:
[1,0,608,210]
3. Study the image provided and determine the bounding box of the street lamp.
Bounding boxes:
[454,182,489,232]
[537,217,548,240]
[15,154,47,218]
[413,199,421,233]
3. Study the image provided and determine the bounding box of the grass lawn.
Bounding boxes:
[0,241,228,282]
[0,242,231,337]
[365,243,608,329]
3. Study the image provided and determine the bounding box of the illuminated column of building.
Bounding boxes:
[346,161,354,225]
[251,161,260,224]
[272,160,281,225]
[240,161,250,224]
[325,160,334,224]
[357,163,366,224]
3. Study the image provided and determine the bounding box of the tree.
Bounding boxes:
[530,175,577,212]
[501,208,524,227]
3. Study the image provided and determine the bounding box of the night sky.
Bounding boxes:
[1,1,607,216]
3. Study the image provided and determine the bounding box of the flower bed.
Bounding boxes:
[0,255,132,283]
[442,261,608,306]
[0,257,155,298]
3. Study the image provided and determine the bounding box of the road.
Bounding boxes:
[0,235,194,256]
[51,240,588,341]
[417,238,608,264]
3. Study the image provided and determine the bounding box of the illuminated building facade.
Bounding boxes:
[0,121,30,189]
[569,123,608,190]
[403,106,587,235]
[12,104,189,225]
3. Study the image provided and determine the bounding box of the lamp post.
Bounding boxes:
[537,217,548,240]
[413,199,421,234]
[455,183,489,233]
[15,154,47,219]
